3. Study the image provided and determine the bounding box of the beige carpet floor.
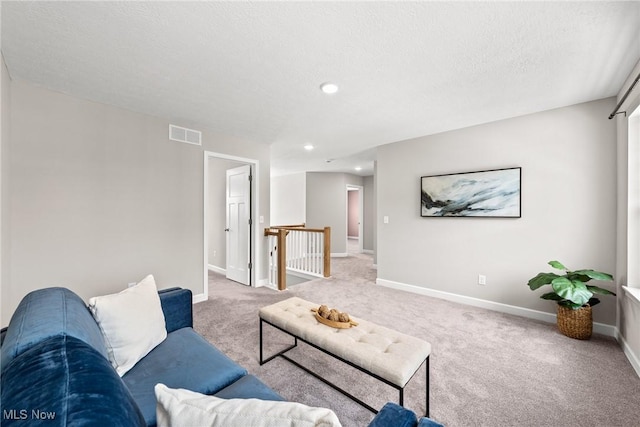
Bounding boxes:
[194,253,640,427]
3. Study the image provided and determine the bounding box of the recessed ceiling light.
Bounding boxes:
[320,82,339,94]
[355,166,362,171]
[304,144,314,151]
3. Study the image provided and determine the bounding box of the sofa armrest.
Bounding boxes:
[158,288,193,333]
[368,403,444,427]
[418,417,444,427]
[368,402,417,427]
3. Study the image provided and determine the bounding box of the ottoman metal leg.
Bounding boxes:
[259,317,298,365]
[425,356,430,417]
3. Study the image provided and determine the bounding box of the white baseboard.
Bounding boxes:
[192,293,207,304]
[348,236,359,240]
[362,249,374,254]
[332,253,348,258]
[619,332,640,377]
[562,311,620,336]
[255,278,270,288]
[207,264,226,275]
[376,278,617,337]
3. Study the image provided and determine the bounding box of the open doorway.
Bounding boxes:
[225,164,252,285]
[204,152,259,299]
[346,185,364,254]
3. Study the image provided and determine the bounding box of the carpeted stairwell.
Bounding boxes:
[194,252,640,427]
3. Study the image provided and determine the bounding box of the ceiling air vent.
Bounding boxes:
[169,124,202,146]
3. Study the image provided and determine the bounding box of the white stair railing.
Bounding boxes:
[264,225,331,290]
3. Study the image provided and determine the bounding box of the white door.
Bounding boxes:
[226,165,251,285]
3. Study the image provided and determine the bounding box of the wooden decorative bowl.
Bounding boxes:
[311,308,358,329]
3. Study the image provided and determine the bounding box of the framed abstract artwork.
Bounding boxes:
[421,167,521,218]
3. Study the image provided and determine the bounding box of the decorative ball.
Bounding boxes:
[318,305,329,317]
[338,312,350,323]
[328,309,340,321]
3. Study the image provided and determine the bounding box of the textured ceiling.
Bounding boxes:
[2,1,639,176]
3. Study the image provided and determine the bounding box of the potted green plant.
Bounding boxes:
[527,260,615,339]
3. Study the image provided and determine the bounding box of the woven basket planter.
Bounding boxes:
[557,305,592,340]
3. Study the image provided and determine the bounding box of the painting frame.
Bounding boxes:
[420,167,521,218]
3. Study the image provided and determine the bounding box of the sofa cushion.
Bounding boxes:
[1,335,146,427]
[214,374,284,401]
[1,287,107,372]
[154,384,342,427]
[89,275,167,376]
[123,327,247,426]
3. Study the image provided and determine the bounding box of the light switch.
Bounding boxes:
[383,216,389,224]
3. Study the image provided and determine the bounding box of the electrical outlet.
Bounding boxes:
[478,274,486,285]
[213,250,217,257]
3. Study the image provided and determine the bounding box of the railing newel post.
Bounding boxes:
[323,226,331,277]
[277,229,288,290]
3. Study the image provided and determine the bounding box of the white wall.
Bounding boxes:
[270,172,305,226]
[363,175,375,252]
[616,59,640,374]
[1,53,11,326]
[306,172,347,254]
[377,98,617,326]
[306,172,365,255]
[2,80,270,325]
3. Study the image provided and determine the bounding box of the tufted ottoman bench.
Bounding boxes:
[259,297,431,416]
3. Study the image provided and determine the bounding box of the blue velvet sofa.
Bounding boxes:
[0,287,283,427]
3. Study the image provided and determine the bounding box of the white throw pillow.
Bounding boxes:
[89,275,167,376]
[154,384,342,427]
